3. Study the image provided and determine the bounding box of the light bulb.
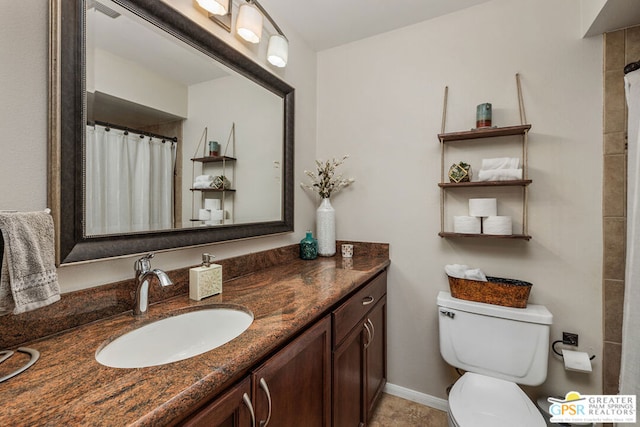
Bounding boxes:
[267,34,288,67]
[196,0,227,15]
[236,3,263,43]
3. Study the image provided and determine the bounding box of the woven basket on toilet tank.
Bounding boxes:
[447,275,532,308]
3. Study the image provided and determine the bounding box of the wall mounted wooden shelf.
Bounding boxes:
[438,179,532,188]
[189,188,236,192]
[438,232,532,241]
[438,74,532,240]
[191,156,237,163]
[438,124,531,142]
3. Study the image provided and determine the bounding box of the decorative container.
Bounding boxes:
[208,141,220,157]
[316,198,336,256]
[476,103,492,128]
[448,162,471,183]
[447,275,532,308]
[299,231,318,260]
[211,175,231,190]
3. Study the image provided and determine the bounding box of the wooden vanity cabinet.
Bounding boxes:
[252,315,331,427]
[181,316,331,427]
[181,377,253,427]
[181,269,387,427]
[332,270,387,426]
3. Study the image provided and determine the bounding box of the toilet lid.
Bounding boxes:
[449,373,546,427]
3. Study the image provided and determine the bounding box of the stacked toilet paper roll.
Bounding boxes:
[451,198,512,235]
[204,199,221,210]
[453,216,481,234]
[210,209,224,221]
[483,216,512,235]
[469,198,497,217]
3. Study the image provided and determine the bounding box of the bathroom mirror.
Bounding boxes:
[49,0,294,264]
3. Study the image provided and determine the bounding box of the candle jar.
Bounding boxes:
[476,103,492,128]
[299,231,318,260]
[208,141,220,157]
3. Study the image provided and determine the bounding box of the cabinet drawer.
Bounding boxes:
[332,270,387,347]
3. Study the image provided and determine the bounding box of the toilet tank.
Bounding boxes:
[437,291,553,386]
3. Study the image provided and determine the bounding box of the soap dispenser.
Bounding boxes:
[189,253,222,301]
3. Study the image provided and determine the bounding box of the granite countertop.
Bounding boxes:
[0,254,389,426]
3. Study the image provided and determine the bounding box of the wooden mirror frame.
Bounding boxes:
[48,0,294,264]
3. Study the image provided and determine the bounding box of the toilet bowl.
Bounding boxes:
[437,291,553,427]
[447,373,545,427]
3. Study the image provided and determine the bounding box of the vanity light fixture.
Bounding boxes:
[238,0,289,67]
[197,0,289,67]
[196,0,229,15]
[236,2,263,43]
[267,34,288,68]
[198,0,232,31]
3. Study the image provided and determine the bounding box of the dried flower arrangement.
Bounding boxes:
[301,155,355,199]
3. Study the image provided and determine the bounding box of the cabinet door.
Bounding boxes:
[332,320,366,427]
[181,377,254,427]
[365,296,387,419]
[252,316,331,427]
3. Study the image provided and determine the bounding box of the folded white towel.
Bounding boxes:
[445,264,469,279]
[464,268,487,281]
[481,157,520,170]
[194,174,214,183]
[193,181,213,189]
[0,210,60,314]
[445,264,488,282]
[477,168,523,181]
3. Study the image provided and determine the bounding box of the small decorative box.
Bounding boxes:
[448,162,471,183]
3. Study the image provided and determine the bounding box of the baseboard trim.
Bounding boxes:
[384,383,449,412]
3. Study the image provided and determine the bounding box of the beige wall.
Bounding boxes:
[318,0,604,401]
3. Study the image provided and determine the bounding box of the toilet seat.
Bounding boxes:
[448,372,546,427]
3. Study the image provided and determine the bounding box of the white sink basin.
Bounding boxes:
[96,306,253,368]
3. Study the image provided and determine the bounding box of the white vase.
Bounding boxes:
[316,197,336,256]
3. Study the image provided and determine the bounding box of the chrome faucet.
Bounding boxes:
[133,253,174,316]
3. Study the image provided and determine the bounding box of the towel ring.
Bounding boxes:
[0,347,40,383]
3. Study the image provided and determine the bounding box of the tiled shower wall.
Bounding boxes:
[602,25,640,397]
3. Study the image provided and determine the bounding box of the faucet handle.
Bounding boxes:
[135,252,155,274]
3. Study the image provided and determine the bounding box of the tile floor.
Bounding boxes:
[369,393,449,426]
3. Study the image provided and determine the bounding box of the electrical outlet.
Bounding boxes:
[563,332,579,346]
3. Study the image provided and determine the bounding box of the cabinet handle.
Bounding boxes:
[367,318,375,344]
[363,321,372,349]
[258,378,272,427]
[242,392,256,427]
[362,296,375,306]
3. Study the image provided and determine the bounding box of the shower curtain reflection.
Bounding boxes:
[85,125,176,236]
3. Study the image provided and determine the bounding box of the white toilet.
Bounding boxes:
[437,291,553,427]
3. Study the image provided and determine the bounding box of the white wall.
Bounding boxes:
[317,0,603,399]
[0,0,318,291]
